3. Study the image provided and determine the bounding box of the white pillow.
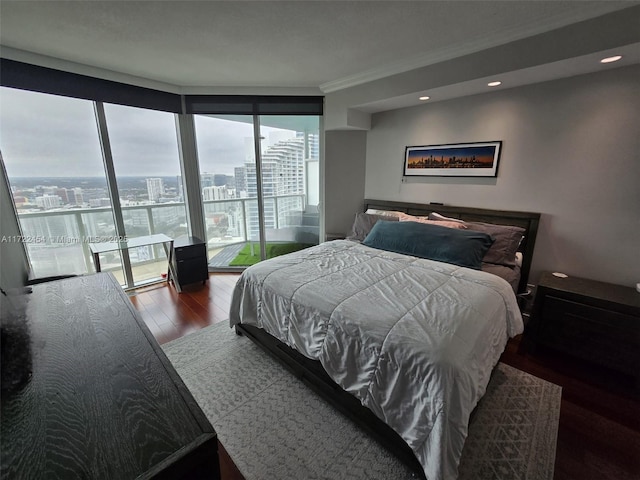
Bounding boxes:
[427,212,466,224]
[365,209,405,218]
[367,209,467,229]
[399,215,467,229]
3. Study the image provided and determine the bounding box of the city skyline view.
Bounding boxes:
[406,145,498,169]
[8,130,318,212]
[4,136,318,277]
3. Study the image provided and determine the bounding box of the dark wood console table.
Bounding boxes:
[1,273,220,479]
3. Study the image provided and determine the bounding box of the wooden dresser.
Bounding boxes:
[1,273,220,479]
[526,271,640,380]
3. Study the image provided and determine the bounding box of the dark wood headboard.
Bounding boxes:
[363,199,540,294]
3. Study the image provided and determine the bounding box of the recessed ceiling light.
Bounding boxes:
[419,96,430,101]
[600,55,622,64]
[487,81,502,87]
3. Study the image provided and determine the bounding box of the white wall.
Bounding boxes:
[363,65,640,287]
[324,130,367,236]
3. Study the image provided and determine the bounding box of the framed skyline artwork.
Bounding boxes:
[404,141,502,177]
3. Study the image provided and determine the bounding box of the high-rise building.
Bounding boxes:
[89,198,111,208]
[35,194,62,209]
[296,131,320,160]
[146,178,164,202]
[202,185,229,201]
[234,167,247,198]
[55,188,69,204]
[65,187,83,206]
[66,189,76,205]
[245,137,306,239]
[200,173,216,188]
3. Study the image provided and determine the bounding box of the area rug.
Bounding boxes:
[163,322,561,480]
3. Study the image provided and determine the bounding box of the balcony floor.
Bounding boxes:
[208,243,246,271]
[98,245,242,287]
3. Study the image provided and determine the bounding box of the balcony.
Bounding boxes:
[16,194,316,287]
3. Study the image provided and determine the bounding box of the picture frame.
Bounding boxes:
[403,141,502,177]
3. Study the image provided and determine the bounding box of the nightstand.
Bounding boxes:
[526,272,640,378]
[172,236,208,292]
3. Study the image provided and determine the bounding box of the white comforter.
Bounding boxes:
[229,240,523,480]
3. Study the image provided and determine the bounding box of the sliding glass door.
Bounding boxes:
[258,115,320,261]
[193,114,321,270]
[193,114,258,269]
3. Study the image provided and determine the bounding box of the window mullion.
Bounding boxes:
[93,101,134,288]
[175,113,206,241]
[253,114,267,261]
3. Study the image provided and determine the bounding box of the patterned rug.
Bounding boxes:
[163,322,561,480]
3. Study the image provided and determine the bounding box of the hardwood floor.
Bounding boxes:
[130,273,640,480]
[129,273,238,346]
[501,339,640,480]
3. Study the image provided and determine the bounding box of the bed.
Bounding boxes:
[229,199,540,480]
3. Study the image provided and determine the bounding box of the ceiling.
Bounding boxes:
[1,1,639,114]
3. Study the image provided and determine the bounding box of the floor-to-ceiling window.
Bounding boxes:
[103,103,188,285]
[0,87,122,279]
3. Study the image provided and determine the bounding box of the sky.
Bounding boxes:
[0,87,303,179]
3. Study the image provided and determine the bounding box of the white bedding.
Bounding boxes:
[229,240,524,480]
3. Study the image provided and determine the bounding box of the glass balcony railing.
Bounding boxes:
[17,194,314,283]
[202,194,308,245]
